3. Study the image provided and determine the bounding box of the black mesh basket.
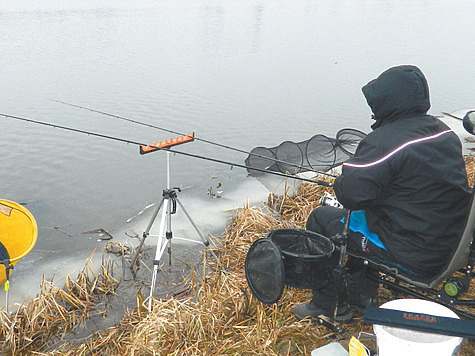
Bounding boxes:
[245,228,337,304]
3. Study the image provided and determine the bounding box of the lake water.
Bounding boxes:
[1,0,475,304]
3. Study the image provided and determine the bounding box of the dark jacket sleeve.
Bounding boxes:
[333,136,392,211]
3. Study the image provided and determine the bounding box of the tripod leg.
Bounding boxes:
[145,197,166,236]
[148,266,158,312]
[130,197,165,270]
[176,197,209,245]
[176,197,226,272]
[148,199,170,311]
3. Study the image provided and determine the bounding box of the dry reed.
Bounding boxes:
[3,159,474,355]
[0,250,120,354]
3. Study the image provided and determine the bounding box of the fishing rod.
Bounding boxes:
[51,99,338,178]
[441,112,462,121]
[0,112,333,187]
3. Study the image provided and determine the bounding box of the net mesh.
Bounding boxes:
[267,229,337,290]
[245,128,366,174]
[245,239,285,304]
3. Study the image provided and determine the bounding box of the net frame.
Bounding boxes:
[335,128,367,156]
[244,128,367,176]
[244,146,277,172]
[275,140,304,173]
[305,134,337,171]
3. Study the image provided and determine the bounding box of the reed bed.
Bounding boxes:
[0,251,120,354]
[2,160,474,355]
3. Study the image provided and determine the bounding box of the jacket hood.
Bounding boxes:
[362,65,431,129]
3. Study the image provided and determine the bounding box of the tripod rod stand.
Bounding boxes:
[130,151,225,311]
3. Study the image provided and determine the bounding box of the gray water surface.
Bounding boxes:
[1,0,475,304]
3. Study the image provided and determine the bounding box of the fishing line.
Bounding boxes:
[0,112,333,187]
[51,99,337,178]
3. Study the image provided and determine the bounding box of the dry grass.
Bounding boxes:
[2,160,474,355]
[0,250,120,354]
[465,155,475,187]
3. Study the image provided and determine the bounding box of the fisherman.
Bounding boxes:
[293,65,472,322]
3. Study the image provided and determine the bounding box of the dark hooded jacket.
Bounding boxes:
[333,65,472,277]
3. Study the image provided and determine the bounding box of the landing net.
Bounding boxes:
[244,128,366,175]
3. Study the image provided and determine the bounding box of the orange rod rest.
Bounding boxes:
[140,132,195,154]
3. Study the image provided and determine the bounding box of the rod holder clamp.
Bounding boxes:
[162,189,178,199]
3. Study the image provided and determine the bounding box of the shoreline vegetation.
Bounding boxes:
[1,158,474,355]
